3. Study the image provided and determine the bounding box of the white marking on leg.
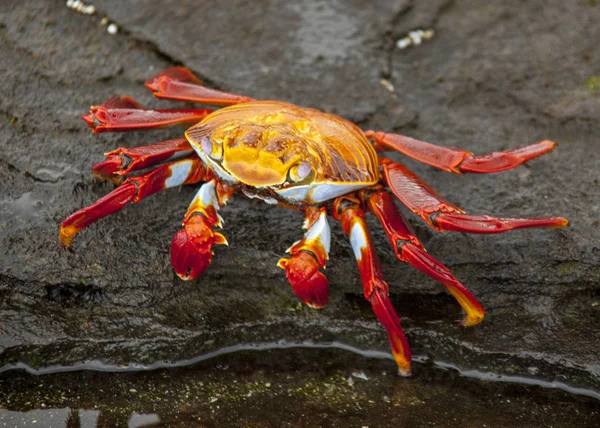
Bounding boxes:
[276,185,310,202]
[197,180,219,208]
[165,159,194,188]
[276,183,369,204]
[304,211,331,256]
[310,183,369,203]
[349,221,368,261]
[188,180,222,225]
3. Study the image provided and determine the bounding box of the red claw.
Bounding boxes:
[91,154,124,183]
[82,95,212,134]
[278,252,329,308]
[170,215,227,281]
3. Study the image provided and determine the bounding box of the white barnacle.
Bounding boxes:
[107,23,119,35]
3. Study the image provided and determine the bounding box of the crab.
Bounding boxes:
[60,67,568,375]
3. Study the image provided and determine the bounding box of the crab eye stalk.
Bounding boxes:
[289,161,312,182]
[200,136,222,160]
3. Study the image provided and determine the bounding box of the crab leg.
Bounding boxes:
[277,207,330,308]
[171,179,235,280]
[334,197,412,376]
[364,188,485,326]
[92,137,194,183]
[366,130,556,174]
[381,158,569,233]
[59,158,208,248]
[82,95,213,133]
[145,67,254,106]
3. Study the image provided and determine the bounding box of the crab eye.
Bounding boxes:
[200,136,222,160]
[288,161,312,182]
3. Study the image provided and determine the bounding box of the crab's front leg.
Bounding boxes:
[92,137,194,184]
[60,158,208,248]
[171,179,235,280]
[333,197,412,376]
[277,207,330,308]
[145,67,254,106]
[82,95,213,134]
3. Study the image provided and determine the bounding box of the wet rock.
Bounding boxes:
[1,0,599,398]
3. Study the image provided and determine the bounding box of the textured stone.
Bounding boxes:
[1,0,599,395]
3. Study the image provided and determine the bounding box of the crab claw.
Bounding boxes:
[91,154,124,183]
[278,252,329,308]
[170,215,227,281]
[82,95,142,133]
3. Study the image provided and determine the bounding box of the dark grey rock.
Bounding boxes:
[1,0,599,398]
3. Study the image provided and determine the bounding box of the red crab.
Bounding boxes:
[60,67,568,375]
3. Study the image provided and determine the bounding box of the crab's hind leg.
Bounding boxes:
[92,137,194,184]
[381,158,569,233]
[333,197,412,376]
[364,188,484,326]
[145,67,254,106]
[278,207,330,308]
[366,130,556,174]
[82,95,213,134]
[59,157,208,248]
[170,179,235,280]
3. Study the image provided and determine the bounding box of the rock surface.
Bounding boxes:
[1,0,599,396]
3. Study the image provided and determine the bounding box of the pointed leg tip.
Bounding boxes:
[369,290,413,378]
[59,226,77,249]
[539,139,557,151]
[459,306,485,327]
[397,365,412,377]
[460,314,485,327]
[81,111,97,131]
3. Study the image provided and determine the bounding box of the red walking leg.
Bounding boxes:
[364,189,485,326]
[365,130,556,174]
[381,158,569,233]
[82,95,213,133]
[277,207,330,308]
[145,67,254,106]
[92,137,194,183]
[333,197,412,376]
[171,179,235,280]
[60,158,208,248]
